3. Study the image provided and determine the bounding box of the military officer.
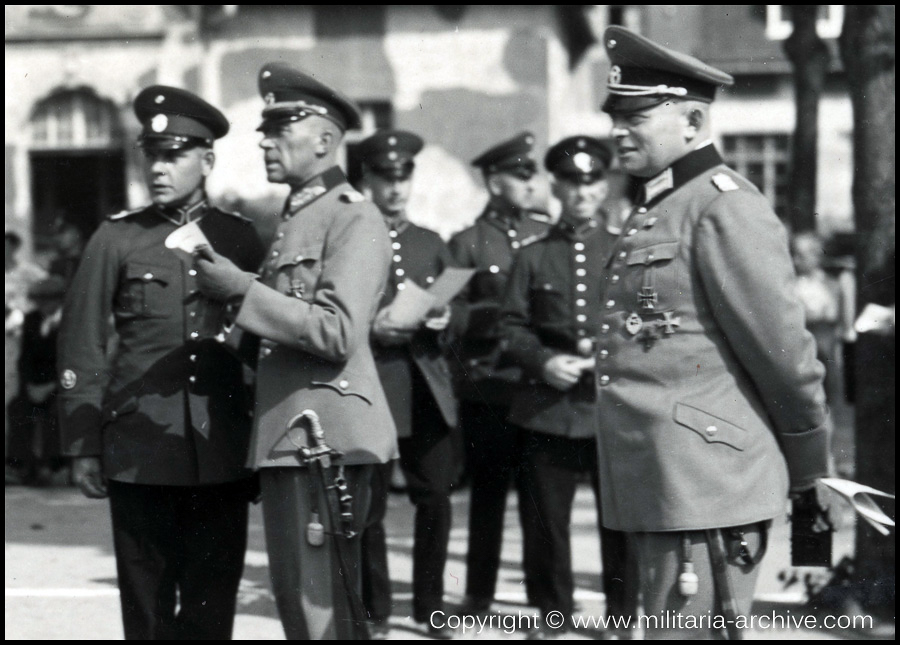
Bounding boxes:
[57,86,266,639]
[595,27,831,638]
[193,63,396,640]
[357,129,463,634]
[501,136,636,631]
[448,132,552,612]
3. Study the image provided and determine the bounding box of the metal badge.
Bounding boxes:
[289,279,305,299]
[576,337,595,357]
[638,287,658,311]
[60,369,77,390]
[660,311,682,335]
[625,313,643,336]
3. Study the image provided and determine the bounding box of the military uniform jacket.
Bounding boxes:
[373,219,460,439]
[501,216,616,438]
[594,145,830,532]
[448,205,552,402]
[57,203,266,486]
[234,167,398,467]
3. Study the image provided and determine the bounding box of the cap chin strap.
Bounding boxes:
[608,83,689,97]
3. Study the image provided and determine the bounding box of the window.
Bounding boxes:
[722,134,791,218]
[30,87,122,150]
[765,5,844,41]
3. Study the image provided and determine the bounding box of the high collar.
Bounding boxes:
[382,212,410,234]
[555,212,605,241]
[640,145,724,209]
[284,166,346,217]
[155,197,208,225]
[484,203,525,231]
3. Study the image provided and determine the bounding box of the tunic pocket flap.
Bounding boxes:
[674,403,747,451]
[626,241,678,266]
[125,262,173,285]
[310,375,373,405]
[275,244,323,268]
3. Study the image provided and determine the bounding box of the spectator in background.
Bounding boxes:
[791,231,855,404]
[48,220,86,286]
[6,276,68,486]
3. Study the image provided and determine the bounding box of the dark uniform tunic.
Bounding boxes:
[501,216,633,622]
[449,204,551,604]
[595,145,830,631]
[57,201,266,640]
[369,217,461,622]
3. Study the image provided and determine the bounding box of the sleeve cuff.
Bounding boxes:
[782,424,832,492]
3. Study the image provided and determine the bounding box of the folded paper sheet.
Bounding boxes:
[165,221,211,254]
[820,477,895,536]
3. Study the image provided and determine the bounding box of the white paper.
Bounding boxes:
[854,303,895,334]
[164,221,211,254]
[426,267,476,309]
[820,477,895,536]
[382,279,438,328]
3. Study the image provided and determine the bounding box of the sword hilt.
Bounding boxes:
[286,409,342,466]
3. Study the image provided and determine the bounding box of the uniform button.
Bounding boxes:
[511,241,520,249]
[600,323,610,333]
[188,269,197,277]
[389,230,398,238]
[395,268,405,277]
[576,268,586,277]
[189,311,197,318]
[647,254,655,261]
[576,284,587,292]
[260,347,272,357]
[271,250,279,258]
[627,228,638,236]
[574,242,585,251]
[605,300,615,309]
[110,410,118,419]
[489,265,500,274]
[392,242,401,250]
[611,275,620,283]
[507,229,517,238]
[577,328,586,335]
[618,251,627,259]
[426,276,435,284]
[576,299,586,307]
[188,376,196,384]
[706,425,718,436]
[190,331,199,339]
[397,283,406,291]
[638,207,648,214]
[339,380,349,390]
[576,314,587,322]
[189,354,197,362]
[599,349,609,359]
[599,375,610,386]
[142,272,154,280]
[393,255,402,262]
[575,254,586,263]
[276,231,285,239]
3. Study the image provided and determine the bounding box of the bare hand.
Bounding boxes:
[542,354,588,391]
[72,457,108,499]
[372,308,415,346]
[424,306,451,331]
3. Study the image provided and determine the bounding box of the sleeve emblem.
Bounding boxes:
[60,369,77,390]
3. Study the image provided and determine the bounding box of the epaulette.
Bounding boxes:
[216,208,254,224]
[520,231,549,248]
[339,189,366,204]
[107,206,145,221]
[527,210,553,224]
[711,173,740,193]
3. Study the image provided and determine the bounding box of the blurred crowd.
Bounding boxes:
[5,221,84,486]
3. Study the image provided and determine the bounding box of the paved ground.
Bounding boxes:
[5,472,892,640]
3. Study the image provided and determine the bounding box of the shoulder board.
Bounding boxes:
[711,173,740,193]
[107,206,145,221]
[527,211,553,224]
[216,208,254,224]
[339,189,366,204]
[520,231,549,248]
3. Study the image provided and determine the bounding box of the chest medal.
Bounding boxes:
[625,312,644,336]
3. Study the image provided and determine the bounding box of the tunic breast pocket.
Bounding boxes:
[117,262,174,319]
[274,245,322,300]
[625,241,680,311]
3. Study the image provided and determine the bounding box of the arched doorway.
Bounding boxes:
[28,87,127,248]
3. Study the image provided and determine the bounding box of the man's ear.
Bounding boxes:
[316,127,335,158]
[486,173,503,197]
[684,104,706,143]
[201,149,216,177]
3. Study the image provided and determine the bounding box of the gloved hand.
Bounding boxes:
[192,245,256,302]
[72,456,108,499]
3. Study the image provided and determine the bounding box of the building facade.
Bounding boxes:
[6,5,853,256]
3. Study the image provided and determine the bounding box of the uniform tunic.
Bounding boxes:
[594,144,830,533]
[58,202,266,485]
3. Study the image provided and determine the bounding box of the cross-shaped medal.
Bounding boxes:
[660,311,681,334]
[638,287,658,311]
